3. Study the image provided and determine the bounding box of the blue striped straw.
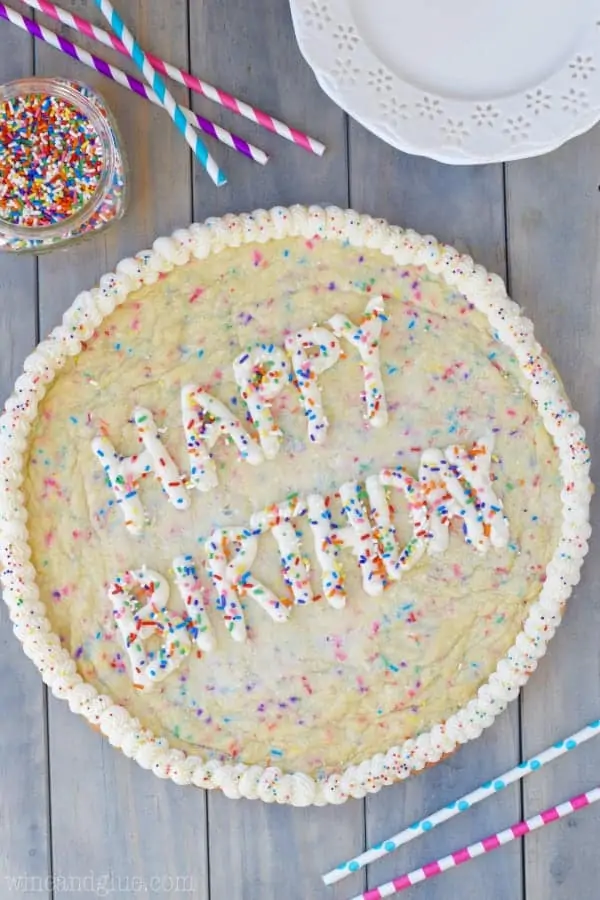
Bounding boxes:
[93,0,226,186]
[323,717,600,886]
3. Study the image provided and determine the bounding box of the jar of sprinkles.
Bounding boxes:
[0,77,127,253]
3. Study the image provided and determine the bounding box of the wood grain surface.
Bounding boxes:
[0,1,598,898]
[0,19,50,900]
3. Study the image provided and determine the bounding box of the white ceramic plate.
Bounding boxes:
[289,0,600,164]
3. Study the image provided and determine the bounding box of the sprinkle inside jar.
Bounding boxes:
[0,93,105,227]
[0,78,128,254]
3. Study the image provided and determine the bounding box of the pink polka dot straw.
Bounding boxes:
[349,785,600,900]
[324,718,600,886]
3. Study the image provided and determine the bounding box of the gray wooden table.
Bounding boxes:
[2,2,600,898]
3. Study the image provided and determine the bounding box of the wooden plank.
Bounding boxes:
[188,2,364,899]
[506,127,600,900]
[33,4,208,898]
[34,0,194,332]
[349,130,506,275]
[350,123,524,900]
[189,0,348,216]
[0,21,51,900]
[204,798,367,900]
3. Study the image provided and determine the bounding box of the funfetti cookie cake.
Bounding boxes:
[0,206,591,805]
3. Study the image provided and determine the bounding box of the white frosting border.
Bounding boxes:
[0,205,591,806]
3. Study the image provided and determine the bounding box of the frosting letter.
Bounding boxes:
[377,468,431,577]
[108,567,191,688]
[250,495,312,605]
[307,493,346,608]
[92,407,189,535]
[233,344,290,459]
[339,481,385,596]
[181,386,264,492]
[205,527,291,642]
[364,474,402,576]
[419,437,509,553]
[172,555,215,652]
[307,482,388,607]
[329,295,388,427]
[284,327,341,444]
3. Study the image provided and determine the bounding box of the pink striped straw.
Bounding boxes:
[0,2,267,165]
[18,0,326,156]
[351,785,600,900]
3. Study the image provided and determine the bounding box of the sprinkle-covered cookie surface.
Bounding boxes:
[24,231,561,774]
[3,207,590,804]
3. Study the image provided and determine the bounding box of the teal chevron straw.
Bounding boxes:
[93,0,226,187]
[323,717,600,886]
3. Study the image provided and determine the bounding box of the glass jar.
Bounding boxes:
[0,77,128,253]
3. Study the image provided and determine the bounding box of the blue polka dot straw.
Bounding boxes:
[322,718,600,886]
[349,785,600,900]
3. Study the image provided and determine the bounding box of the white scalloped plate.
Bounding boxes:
[289,0,600,164]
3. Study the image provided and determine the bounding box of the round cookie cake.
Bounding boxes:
[0,206,591,806]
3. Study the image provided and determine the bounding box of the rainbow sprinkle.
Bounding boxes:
[0,92,104,227]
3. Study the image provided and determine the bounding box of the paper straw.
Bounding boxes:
[91,0,225,186]
[18,0,326,156]
[350,785,600,900]
[0,3,267,166]
[324,717,600,885]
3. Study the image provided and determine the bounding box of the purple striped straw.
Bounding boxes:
[0,1,268,165]
[19,0,325,155]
